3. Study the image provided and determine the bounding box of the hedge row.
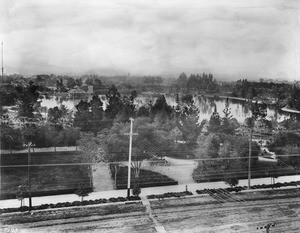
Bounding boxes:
[250,181,300,189]
[196,188,243,195]
[0,196,141,214]
[196,181,300,195]
[147,191,193,200]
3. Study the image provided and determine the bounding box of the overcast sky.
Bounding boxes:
[1,0,300,80]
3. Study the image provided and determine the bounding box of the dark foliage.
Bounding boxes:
[0,196,141,214]
[196,181,300,195]
[110,165,178,189]
[147,191,193,199]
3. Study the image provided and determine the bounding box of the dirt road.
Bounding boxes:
[1,189,299,233]
[151,189,300,232]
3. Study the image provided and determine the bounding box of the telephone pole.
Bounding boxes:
[124,118,138,198]
[24,142,33,211]
[1,41,4,81]
[248,128,253,189]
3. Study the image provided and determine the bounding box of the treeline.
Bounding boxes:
[231,79,300,110]
[231,79,291,99]
[174,72,218,93]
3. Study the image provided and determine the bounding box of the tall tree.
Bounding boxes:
[136,105,150,118]
[89,95,104,136]
[115,90,137,122]
[150,95,173,119]
[105,85,124,120]
[74,95,104,136]
[48,105,69,127]
[207,104,221,133]
[187,74,198,91]
[193,134,252,186]
[74,100,92,132]
[177,72,187,89]
[220,98,236,135]
[177,114,204,148]
[15,81,40,120]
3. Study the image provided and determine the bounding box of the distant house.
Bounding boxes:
[45,86,57,91]
[94,84,109,95]
[68,88,86,99]
[80,85,93,94]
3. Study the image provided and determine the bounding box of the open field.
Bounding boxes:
[0,188,299,232]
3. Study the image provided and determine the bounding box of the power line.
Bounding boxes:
[1,153,300,166]
[1,163,298,178]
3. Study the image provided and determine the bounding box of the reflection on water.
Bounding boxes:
[40,95,108,111]
[192,96,288,123]
[40,94,289,123]
[40,96,82,110]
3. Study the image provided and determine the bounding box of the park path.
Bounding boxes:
[92,163,114,191]
[143,157,197,185]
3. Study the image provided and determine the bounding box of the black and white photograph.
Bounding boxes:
[1,0,300,232]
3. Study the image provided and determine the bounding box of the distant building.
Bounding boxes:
[80,85,93,94]
[94,84,109,95]
[68,88,86,99]
[45,86,57,91]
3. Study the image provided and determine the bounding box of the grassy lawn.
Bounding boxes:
[110,165,178,189]
[193,160,300,183]
[0,151,91,200]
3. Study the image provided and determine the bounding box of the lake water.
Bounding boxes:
[40,94,290,123]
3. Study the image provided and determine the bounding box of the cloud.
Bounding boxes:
[1,0,299,80]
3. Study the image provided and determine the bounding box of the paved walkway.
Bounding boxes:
[143,157,196,185]
[92,163,114,191]
[1,175,299,209]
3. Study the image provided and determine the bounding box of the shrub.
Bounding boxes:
[75,185,91,202]
[109,198,118,202]
[146,191,193,199]
[15,185,27,208]
[117,197,126,202]
[132,183,141,197]
[127,196,141,201]
[19,206,29,212]
[195,181,300,195]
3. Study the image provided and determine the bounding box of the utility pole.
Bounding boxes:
[124,118,138,199]
[26,142,33,211]
[248,128,253,189]
[1,41,3,81]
